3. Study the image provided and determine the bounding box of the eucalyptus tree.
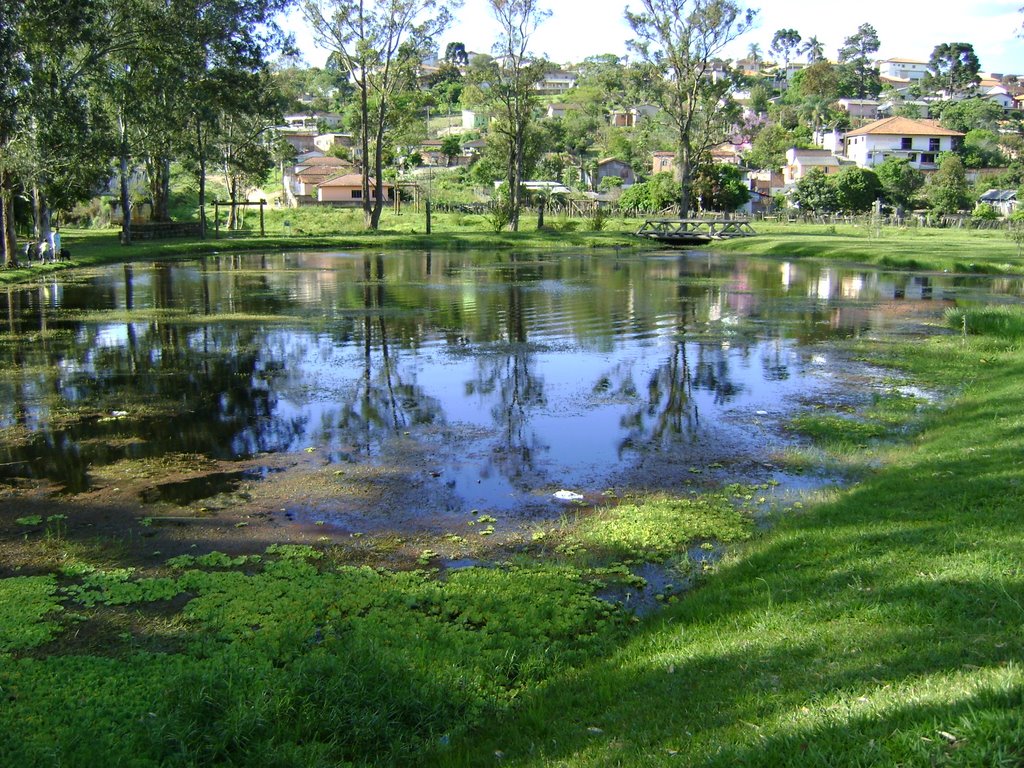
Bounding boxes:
[170,0,289,237]
[304,0,456,229]
[465,0,550,231]
[626,0,756,217]
[3,0,137,256]
[0,1,26,264]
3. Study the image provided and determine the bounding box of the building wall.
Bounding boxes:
[846,133,959,170]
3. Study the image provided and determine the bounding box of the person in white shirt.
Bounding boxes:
[50,227,61,261]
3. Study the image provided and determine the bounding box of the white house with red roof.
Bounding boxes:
[844,117,964,171]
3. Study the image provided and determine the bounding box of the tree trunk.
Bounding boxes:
[677,139,693,218]
[370,121,385,230]
[154,157,171,221]
[1,169,18,267]
[359,68,372,229]
[196,124,207,238]
[119,112,133,246]
[32,184,51,257]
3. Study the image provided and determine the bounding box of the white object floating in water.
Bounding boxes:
[111,410,128,417]
[553,490,584,501]
[755,410,768,416]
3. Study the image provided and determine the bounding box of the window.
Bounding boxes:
[351,190,362,199]
[908,153,917,161]
[929,138,940,152]
[921,153,936,164]
[901,137,913,150]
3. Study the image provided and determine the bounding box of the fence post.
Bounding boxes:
[259,200,265,237]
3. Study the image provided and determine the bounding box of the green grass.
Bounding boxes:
[945,304,1024,338]
[714,220,1024,274]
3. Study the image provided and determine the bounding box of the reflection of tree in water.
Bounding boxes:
[329,255,441,456]
[759,337,790,381]
[0,265,306,490]
[467,281,546,485]
[609,294,745,456]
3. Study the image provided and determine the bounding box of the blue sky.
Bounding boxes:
[283,0,1022,75]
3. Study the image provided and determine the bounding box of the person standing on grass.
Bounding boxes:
[50,227,61,262]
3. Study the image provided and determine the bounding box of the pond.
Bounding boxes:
[0,249,1019,534]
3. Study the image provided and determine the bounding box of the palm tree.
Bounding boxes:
[746,43,763,72]
[802,36,825,63]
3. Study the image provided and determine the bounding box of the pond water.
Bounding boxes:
[1,249,1020,528]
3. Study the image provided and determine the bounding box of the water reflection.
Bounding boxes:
[0,250,1020,509]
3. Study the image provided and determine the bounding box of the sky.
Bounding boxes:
[282,0,1023,76]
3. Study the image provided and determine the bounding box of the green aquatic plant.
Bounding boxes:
[570,493,753,562]
[0,576,64,651]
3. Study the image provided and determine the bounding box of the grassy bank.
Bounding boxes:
[8,216,1021,289]
[714,220,1024,274]
[1,211,651,285]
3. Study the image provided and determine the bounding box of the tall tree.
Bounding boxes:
[838,22,880,99]
[925,43,980,96]
[0,0,26,265]
[746,43,762,72]
[304,0,454,229]
[626,0,755,216]
[468,0,549,232]
[444,41,469,67]
[769,28,802,69]
[177,0,289,237]
[802,36,825,63]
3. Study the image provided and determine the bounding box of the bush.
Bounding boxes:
[971,202,1000,221]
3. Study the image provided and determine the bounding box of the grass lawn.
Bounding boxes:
[713,220,1024,274]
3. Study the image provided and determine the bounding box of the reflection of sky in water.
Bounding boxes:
[2,250,1023,507]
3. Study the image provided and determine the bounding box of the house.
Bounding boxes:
[978,189,1018,216]
[545,103,580,120]
[748,168,786,200]
[462,109,486,131]
[878,58,930,82]
[608,104,659,127]
[589,157,635,188]
[836,98,880,122]
[535,70,577,96]
[652,151,676,176]
[317,174,394,205]
[844,117,964,171]
[313,133,354,153]
[710,143,745,166]
[813,128,845,154]
[981,85,1016,112]
[783,148,846,185]
[277,129,318,154]
[284,156,353,206]
[284,112,344,130]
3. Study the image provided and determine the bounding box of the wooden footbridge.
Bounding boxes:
[635,217,757,245]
